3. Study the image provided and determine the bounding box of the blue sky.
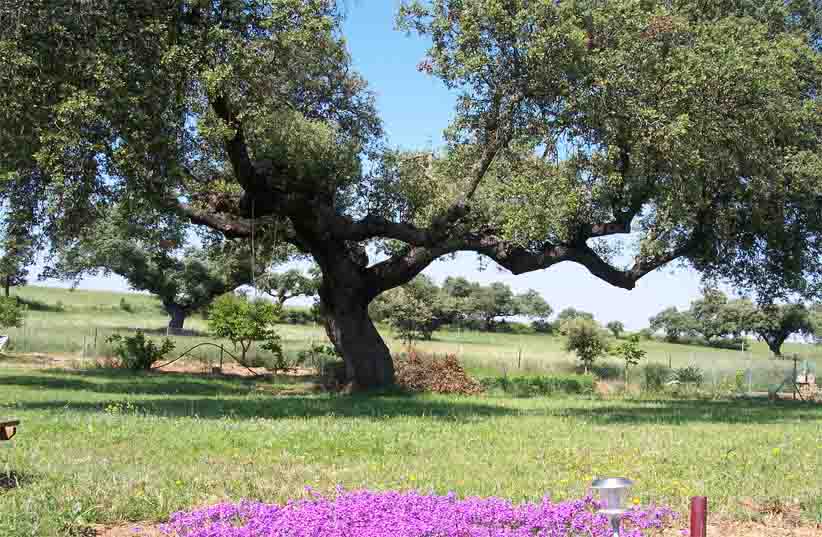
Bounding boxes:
[37,1,709,330]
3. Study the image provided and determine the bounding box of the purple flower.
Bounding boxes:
[158,490,677,537]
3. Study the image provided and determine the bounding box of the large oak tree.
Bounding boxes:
[2,0,822,388]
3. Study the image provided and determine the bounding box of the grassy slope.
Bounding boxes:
[1,368,821,536]
[4,285,816,386]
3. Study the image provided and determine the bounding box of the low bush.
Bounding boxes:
[106,330,175,370]
[282,309,316,325]
[643,363,673,392]
[480,373,595,396]
[671,365,705,386]
[394,350,483,395]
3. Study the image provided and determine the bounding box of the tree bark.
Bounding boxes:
[318,277,394,390]
[3,276,9,298]
[164,303,188,333]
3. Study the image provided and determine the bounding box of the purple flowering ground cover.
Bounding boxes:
[156,489,677,537]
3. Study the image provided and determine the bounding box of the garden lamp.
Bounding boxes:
[591,477,633,537]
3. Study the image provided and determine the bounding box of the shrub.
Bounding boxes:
[560,318,609,374]
[208,294,283,365]
[106,330,175,370]
[480,374,595,397]
[0,297,25,328]
[531,319,556,334]
[672,365,704,386]
[394,351,482,395]
[643,363,673,392]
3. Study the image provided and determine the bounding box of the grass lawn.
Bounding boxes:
[1,363,822,536]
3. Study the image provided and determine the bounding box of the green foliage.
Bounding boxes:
[672,366,705,387]
[606,321,625,338]
[260,268,319,306]
[649,307,692,342]
[643,364,673,392]
[752,303,814,357]
[560,318,609,374]
[0,297,25,328]
[480,374,595,397]
[106,330,175,371]
[380,282,439,344]
[556,308,595,323]
[613,335,647,383]
[208,294,283,365]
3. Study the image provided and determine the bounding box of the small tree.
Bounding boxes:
[0,297,24,329]
[613,335,646,384]
[208,294,283,365]
[606,321,625,339]
[106,330,175,371]
[561,318,609,375]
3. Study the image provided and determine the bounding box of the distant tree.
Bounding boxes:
[561,318,609,375]
[371,275,442,343]
[689,287,729,343]
[752,303,814,357]
[690,288,757,344]
[259,268,319,306]
[606,321,625,339]
[0,297,24,329]
[516,289,553,331]
[556,308,595,323]
[45,205,281,332]
[470,282,519,331]
[442,277,478,300]
[649,307,693,342]
[208,294,283,365]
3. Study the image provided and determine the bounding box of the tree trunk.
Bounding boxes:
[767,337,784,358]
[319,282,394,390]
[3,276,9,298]
[164,303,188,334]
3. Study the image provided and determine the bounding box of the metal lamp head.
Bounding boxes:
[591,477,633,537]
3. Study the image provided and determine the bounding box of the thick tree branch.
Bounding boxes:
[211,96,260,192]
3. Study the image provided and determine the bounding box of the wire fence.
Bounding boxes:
[2,322,820,398]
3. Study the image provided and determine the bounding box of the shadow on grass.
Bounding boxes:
[0,369,266,396]
[552,398,822,425]
[0,470,36,492]
[15,395,517,421]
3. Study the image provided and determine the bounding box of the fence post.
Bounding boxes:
[219,344,224,370]
[690,496,707,537]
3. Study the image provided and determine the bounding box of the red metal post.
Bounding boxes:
[690,497,707,537]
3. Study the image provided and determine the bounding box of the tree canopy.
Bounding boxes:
[3,0,822,388]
